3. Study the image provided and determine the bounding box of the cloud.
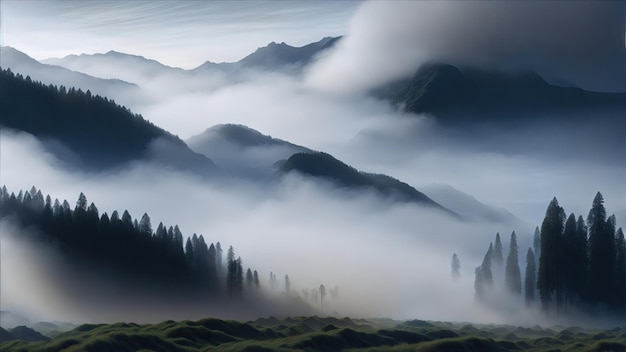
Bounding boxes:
[1,129,549,324]
[307,1,626,93]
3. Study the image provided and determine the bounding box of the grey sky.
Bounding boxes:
[1,0,361,68]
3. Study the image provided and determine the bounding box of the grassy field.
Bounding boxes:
[1,316,625,352]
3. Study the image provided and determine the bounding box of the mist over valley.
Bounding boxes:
[1,1,625,350]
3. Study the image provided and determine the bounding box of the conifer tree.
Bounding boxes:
[538,197,565,312]
[615,228,626,309]
[481,243,494,288]
[451,253,461,279]
[525,248,536,305]
[573,215,588,300]
[587,192,614,305]
[493,233,504,267]
[139,213,152,235]
[253,270,260,289]
[474,266,485,301]
[246,268,254,288]
[505,231,521,295]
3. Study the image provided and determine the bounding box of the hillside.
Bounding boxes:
[279,152,460,219]
[381,63,626,125]
[421,183,519,224]
[0,68,215,174]
[3,316,625,352]
[0,46,138,101]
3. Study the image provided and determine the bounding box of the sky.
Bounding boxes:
[0,0,361,68]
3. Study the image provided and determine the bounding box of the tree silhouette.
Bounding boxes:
[538,197,565,312]
[505,231,521,295]
[481,243,494,288]
[285,275,291,293]
[493,233,503,267]
[525,248,536,305]
[451,253,461,280]
[319,284,326,310]
[587,192,614,306]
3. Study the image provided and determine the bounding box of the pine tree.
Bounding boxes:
[587,192,614,305]
[481,243,494,288]
[320,284,326,310]
[451,253,461,279]
[562,213,577,306]
[525,248,536,305]
[185,237,194,267]
[474,266,485,301]
[253,270,260,289]
[615,228,626,309]
[139,213,152,235]
[573,215,588,300]
[538,197,565,312]
[493,233,504,267]
[246,268,254,288]
[505,231,522,295]
[207,243,217,285]
[285,274,291,293]
[216,242,223,275]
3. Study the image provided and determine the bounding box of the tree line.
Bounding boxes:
[471,192,625,317]
[0,185,261,298]
[0,68,183,170]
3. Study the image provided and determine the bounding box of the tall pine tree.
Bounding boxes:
[505,231,521,295]
[525,248,536,305]
[538,197,565,312]
[587,192,614,306]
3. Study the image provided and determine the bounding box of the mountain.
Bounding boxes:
[194,36,340,74]
[0,46,138,102]
[187,124,312,179]
[0,68,215,174]
[8,326,49,342]
[0,328,13,343]
[381,63,626,125]
[278,152,460,219]
[421,183,519,224]
[42,50,193,85]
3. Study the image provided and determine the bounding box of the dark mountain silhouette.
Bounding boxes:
[8,326,49,342]
[187,124,312,180]
[0,328,14,343]
[278,152,460,219]
[0,47,138,100]
[0,68,215,174]
[194,37,340,73]
[380,63,626,125]
[188,124,311,153]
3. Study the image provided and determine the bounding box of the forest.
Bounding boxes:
[473,192,626,318]
[0,185,260,299]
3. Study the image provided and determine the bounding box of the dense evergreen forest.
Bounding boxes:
[0,68,213,172]
[473,192,626,317]
[0,185,259,298]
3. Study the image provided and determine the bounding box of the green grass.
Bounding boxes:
[2,316,625,352]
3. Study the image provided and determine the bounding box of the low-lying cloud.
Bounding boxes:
[307,1,626,93]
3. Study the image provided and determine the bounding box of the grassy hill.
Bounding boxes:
[3,316,625,352]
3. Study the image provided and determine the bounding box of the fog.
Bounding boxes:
[1,0,625,328]
[1,116,623,326]
[307,1,626,93]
